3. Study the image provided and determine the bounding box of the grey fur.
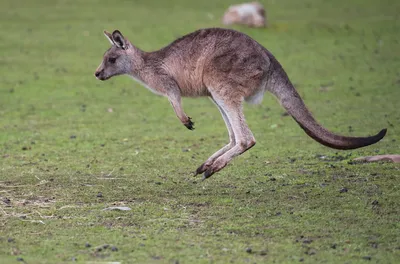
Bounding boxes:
[95,28,387,179]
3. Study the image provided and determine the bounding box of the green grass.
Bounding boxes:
[1,0,400,263]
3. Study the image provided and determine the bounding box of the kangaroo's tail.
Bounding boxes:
[267,59,387,150]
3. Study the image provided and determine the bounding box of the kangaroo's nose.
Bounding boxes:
[94,71,100,77]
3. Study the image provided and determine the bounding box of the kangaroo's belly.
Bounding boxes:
[168,59,210,97]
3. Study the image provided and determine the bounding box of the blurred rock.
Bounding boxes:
[222,2,267,28]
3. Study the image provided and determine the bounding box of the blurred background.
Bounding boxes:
[0,1,399,263]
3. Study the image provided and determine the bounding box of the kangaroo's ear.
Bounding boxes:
[103,30,114,45]
[112,30,127,50]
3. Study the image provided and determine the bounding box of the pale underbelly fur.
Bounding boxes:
[245,87,265,105]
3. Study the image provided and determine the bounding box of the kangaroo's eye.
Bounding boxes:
[108,57,117,64]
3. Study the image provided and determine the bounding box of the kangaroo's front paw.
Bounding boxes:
[184,117,195,130]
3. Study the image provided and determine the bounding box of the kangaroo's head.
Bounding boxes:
[95,30,137,81]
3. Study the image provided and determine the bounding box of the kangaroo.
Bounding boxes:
[94,28,387,180]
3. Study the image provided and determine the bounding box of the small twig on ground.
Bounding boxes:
[106,168,115,177]
[58,205,80,210]
[21,219,45,224]
[35,210,54,219]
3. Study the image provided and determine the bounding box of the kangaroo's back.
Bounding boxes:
[152,28,271,97]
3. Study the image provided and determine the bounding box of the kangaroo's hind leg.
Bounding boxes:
[196,93,256,179]
[195,97,236,175]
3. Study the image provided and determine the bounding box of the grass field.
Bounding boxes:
[1,0,399,263]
